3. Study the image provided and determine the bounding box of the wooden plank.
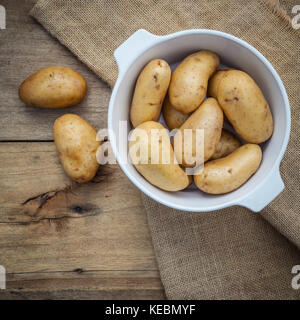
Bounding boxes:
[0,0,111,141]
[0,0,165,299]
[0,270,165,300]
[0,143,159,274]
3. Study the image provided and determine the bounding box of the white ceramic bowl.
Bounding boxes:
[108,29,290,212]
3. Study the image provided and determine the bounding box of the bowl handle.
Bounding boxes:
[238,167,284,212]
[114,29,159,75]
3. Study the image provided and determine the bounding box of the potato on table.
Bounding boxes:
[129,121,190,191]
[173,97,223,167]
[211,129,241,160]
[194,144,262,194]
[162,95,190,130]
[169,50,219,114]
[53,114,101,183]
[217,70,273,143]
[130,59,171,128]
[19,66,87,108]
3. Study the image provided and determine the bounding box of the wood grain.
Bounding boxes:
[0,270,165,300]
[0,143,158,272]
[0,0,165,299]
[0,142,164,298]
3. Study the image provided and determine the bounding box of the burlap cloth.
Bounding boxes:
[30,0,300,299]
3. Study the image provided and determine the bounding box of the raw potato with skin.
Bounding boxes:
[211,129,241,160]
[53,114,101,183]
[169,50,220,114]
[194,144,262,194]
[217,70,273,143]
[208,68,233,99]
[130,59,171,127]
[19,66,87,108]
[173,97,223,167]
[162,95,190,130]
[129,121,190,191]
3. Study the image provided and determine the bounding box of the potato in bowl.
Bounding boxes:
[108,29,289,212]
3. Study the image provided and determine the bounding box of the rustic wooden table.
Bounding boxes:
[0,0,165,299]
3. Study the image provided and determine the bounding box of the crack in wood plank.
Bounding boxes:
[18,165,116,223]
[22,190,60,208]
[20,183,102,223]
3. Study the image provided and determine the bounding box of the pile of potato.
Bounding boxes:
[19,66,100,183]
[129,51,274,194]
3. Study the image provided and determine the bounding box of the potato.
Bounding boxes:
[129,121,190,191]
[19,66,87,109]
[162,95,190,130]
[207,68,233,99]
[130,59,171,127]
[217,70,273,143]
[169,50,219,114]
[194,144,262,194]
[53,114,101,183]
[173,97,223,167]
[211,129,241,160]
